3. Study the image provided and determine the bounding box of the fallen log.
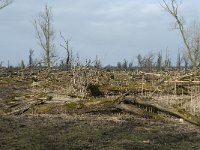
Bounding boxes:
[164,80,200,84]
[5,99,45,115]
[117,95,200,126]
[116,103,144,116]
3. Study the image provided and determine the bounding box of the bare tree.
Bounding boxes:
[60,32,72,70]
[164,49,171,69]
[117,62,122,70]
[156,51,163,70]
[20,60,25,69]
[85,58,92,68]
[0,0,13,10]
[161,0,200,68]
[122,59,128,70]
[144,53,155,71]
[33,5,55,68]
[185,21,200,67]
[94,55,101,68]
[28,49,34,67]
[176,49,182,69]
[137,54,144,68]
[128,60,134,69]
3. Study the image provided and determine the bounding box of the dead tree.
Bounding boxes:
[164,49,171,69]
[156,51,163,71]
[60,32,72,70]
[182,54,189,70]
[94,56,102,68]
[176,50,182,70]
[137,54,144,68]
[0,0,13,10]
[161,0,200,68]
[33,5,56,68]
[28,49,34,67]
[144,53,155,71]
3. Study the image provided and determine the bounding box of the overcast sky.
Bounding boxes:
[0,0,200,66]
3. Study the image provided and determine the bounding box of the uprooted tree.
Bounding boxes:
[161,0,200,68]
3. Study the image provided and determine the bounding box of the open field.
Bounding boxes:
[1,68,200,149]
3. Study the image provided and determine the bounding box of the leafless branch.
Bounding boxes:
[0,0,13,10]
[161,0,200,68]
[60,32,72,67]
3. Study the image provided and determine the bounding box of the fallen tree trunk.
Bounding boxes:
[117,95,200,126]
[164,80,200,84]
[6,99,45,115]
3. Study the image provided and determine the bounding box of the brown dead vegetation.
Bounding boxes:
[1,68,200,121]
[1,67,200,149]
